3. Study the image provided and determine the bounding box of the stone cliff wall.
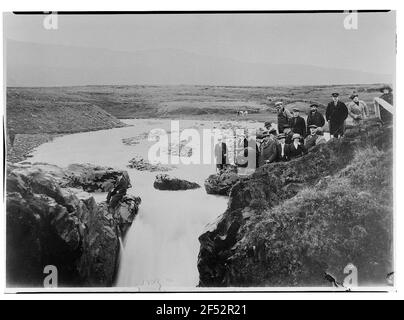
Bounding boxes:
[6,163,141,287]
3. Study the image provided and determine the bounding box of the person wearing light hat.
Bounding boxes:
[288,133,307,159]
[326,92,348,138]
[347,93,369,126]
[290,107,306,138]
[275,101,292,134]
[276,133,289,162]
[306,103,325,135]
[258,127,278,166]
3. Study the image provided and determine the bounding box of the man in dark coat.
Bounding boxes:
[258,128,278,166]
[282,124,294,145]
[214,138,228,172]
[107,171,132,209]
[306,104,325,135]
[379,85,393,124]
[290,108,306,138]
[276,133,289,162]
[275,102,292,134]
[289,134,307,159]
[326,93,348,138]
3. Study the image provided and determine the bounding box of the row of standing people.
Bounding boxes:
[257,91,371,166]
[276,91,370,140]
[216,87,392,171]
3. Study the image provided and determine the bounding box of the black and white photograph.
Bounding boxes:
[2,9,397,295]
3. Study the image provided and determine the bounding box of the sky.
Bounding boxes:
[4,11,396,81]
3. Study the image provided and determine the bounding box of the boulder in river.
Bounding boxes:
[6,162,141,287]
[204,165,240,196]
[153,174,201,191]
[128,155,175,172]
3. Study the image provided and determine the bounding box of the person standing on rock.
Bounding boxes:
[288,133,307,159]
[347,93,369,126]
[326,93,348,138]
[304,125,319,151]
[214,136,228,172]
[290,108,306,138]
[275,101,292,134]
[258,128,278,166]
[276,133,290,162]
[306,104,325,135]
[107,171,132,209]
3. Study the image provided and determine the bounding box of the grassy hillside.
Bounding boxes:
[7,90,125,135]
[7,84,386,122]
[198,119,393,287]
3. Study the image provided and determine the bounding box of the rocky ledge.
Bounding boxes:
[6,162,141,287]
[198,119,393,287]
[128,155,175,172]
[153,174,200,191]
[204,165,240,196]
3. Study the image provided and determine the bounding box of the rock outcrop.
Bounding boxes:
[204,166,240,196]
[6,163,141,287]
[128,155,175,172]
[198,119,393,287]
[153,174,200,191]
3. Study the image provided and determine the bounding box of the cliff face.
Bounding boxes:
[6,163,141,287]
[198,119,393,287]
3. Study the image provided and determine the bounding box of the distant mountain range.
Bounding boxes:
[6,40,392,87]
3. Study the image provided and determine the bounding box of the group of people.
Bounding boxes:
[215,86,394,172]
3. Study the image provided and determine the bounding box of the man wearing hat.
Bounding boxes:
[306,103,325,135]
[264,121,273,131]
[378,85,393,124]
[347,93,369,126]
[290,107,306,138]
[276,133,289,162]
[304,124,319,151]
[282,124,294,145]
[326,93,348,138]
[380,85,393,105]
[275,101,292,134]
[288,133,307,159]
[315,127,327,146]
[258,128,278,166]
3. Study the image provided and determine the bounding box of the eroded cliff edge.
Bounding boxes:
[198,119,393,287]
[6,163,141,287]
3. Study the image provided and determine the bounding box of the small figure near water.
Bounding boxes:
[107,171,132,209]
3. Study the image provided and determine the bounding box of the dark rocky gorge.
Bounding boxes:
[198,119,393,287]
[6,162,141,287]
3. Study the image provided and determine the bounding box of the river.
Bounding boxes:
[27,119,262,291]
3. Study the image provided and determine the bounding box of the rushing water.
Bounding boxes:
[27,119,263,290]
